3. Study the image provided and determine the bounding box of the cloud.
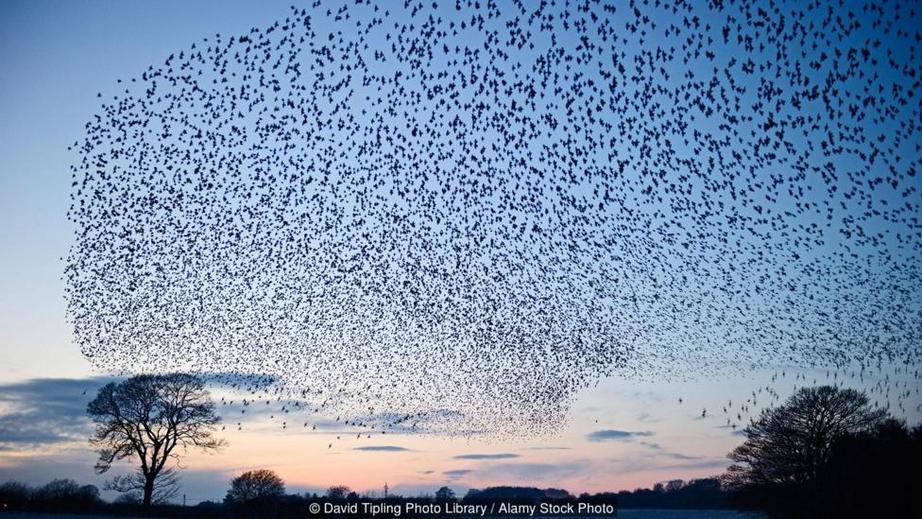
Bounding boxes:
[0,451,105,487]
[523,446,571,451]
[0,416,75,444]
[0,374,288,450]
[0,377,116,449]
[607,390,664,404]
[586,429,654,442]
[716,424,747,435]
[607,449,731,475]
[664,452,704,461]
[637,441,707,461]
[452,453,520,460]
[653,458,731,471]
[636,412,659,423]
[353,445,412,452]
[472,461,592,481]
[443,469,472,478]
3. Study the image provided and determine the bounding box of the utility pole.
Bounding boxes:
[183,494,186,507]
[384,482,389,499]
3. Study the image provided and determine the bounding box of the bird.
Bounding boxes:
[63,0,922,439]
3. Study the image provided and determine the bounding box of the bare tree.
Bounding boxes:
[87,373,225,509]
[726,385,887,488]
[225,469,285,505]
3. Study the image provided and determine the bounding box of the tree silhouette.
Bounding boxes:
[225,470,286,505]
[808,417,922,517]
[105,468,180,506]
[0,479,102,514]
[724,386,899,518]
[326,486,351,501]
[726,385,886,488]
[0,481,32,510]
[35,479,101,513]
[435,486,456,502]
[86,373,225,509]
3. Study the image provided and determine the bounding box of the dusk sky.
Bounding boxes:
[2,0,920,506]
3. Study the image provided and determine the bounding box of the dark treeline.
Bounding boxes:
[0,479,619,518]
[615,478,733,509]
[0,476,741,518]
[724,386,922,518]
[0,477,737,517]
[0,479,116,516]
[729,418,922,518]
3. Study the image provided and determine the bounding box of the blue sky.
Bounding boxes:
[1,1,326,382]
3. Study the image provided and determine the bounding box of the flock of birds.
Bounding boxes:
[65,0,921,439]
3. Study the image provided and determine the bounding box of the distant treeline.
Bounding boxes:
[616,478,735,509]
[0,479,741,518]
[0,479,113,515]
[456,480,735,510]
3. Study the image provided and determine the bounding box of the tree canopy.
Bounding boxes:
[726,385,887,487]
[434,486,456,502]
[225,470,286,505]
[326,486,352,501]
[86,373,225,508]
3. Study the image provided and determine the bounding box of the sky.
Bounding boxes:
[1,0,920,505]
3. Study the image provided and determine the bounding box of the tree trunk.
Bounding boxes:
[142,475,155,510]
